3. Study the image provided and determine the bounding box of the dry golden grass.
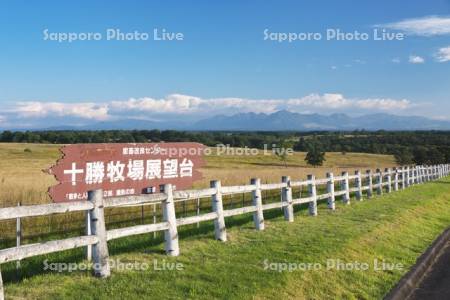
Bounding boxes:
[0,143,397,206]
[196,148,397,187]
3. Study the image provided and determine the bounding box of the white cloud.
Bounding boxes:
[355,98,410,110]
[287,93,350,109]
[15,102,109,120]
[377,15,450,36]
[111,94,203,113]
[409,55,425,64]
[111,93,412,114]
[435,46,450,62]
[8,93,415,123]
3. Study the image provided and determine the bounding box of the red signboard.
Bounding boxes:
[47,143,206,202]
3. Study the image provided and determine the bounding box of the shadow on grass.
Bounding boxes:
[2,200,314,284]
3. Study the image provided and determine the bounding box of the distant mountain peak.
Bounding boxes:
[19,110,450,131]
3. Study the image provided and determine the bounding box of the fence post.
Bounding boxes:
[0,268,3,300]
[16,202,22,270]
[326,172,335,209]
[355,170,363,201]
[85,210,92,261]
[417,166,422,184]
[307,174,318,216]
[423,165,427,182]
[366,170,373,198]
[400,167,405,189]
[211,180,227,242]
[88,189,110,277]
[251,178,265,230]
[423,166,427,182]
[416,166,422,184]
[281,176,294,222]
[393,167,399,191]
[385,168,392,193]
[161,184,179,256]
[341,171,350,204]
[406,166,411,187]
[416,166,421,184]
[376,169,383,195]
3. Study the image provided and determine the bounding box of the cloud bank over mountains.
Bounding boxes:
[1,93,416,128]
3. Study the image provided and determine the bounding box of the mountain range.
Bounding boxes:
[35,110,450,131]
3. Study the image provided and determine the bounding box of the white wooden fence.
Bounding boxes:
[0,164,449,299]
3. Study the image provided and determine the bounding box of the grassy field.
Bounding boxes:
[0,142,397,242]
[1,176,450,299]
[0,143,397,206]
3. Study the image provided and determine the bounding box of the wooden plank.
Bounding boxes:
[0,236,98,264]
[107,222,169,241]
[317,193,332,200]
[0,201,94,221]
[261,202,283,210]
[223,206,257,217]
[176,212,217,226]
[314,178,329,185]
[260,182,286,190]
[173,188,216,200]
[104,193,166,208]
[221,185,256,194]
[292,196,314,205]
[290,180,310,187]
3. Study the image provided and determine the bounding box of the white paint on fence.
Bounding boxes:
[211,180,227,241]
[326,172,335,209]
[282,176,294,222]
[307,174,318,215]
[162,184,179,256]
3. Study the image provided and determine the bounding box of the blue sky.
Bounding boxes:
[0,0,449,128]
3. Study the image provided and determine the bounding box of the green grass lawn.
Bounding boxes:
[2,177,450,299]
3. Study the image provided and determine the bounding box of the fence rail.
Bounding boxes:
[0,163,449,300]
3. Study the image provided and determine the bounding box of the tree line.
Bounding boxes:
[1,129,449,165]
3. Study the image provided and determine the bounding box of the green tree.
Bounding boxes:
[394,148,414,165]
[305,144,326,167]
[274,140,294,168]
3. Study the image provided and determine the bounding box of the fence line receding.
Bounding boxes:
[0,164,449,300]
